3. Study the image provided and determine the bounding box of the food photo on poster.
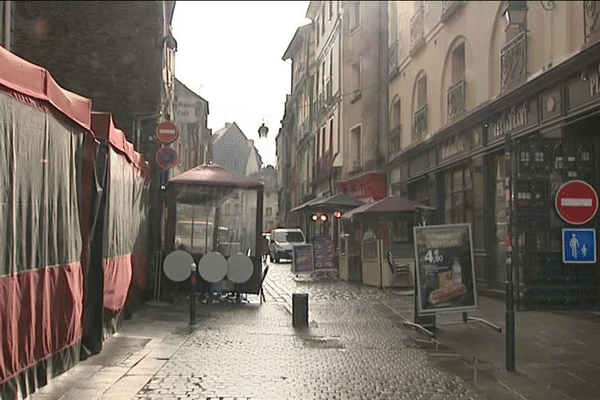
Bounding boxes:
[413,224,478,315]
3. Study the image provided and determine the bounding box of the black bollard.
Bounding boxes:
[292,293,308,327]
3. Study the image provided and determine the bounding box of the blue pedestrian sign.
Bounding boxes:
[562,229,596,264]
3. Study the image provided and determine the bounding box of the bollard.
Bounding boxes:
[292,293,309,327]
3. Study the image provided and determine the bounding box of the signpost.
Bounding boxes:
[156,146,178,170]
[156,121,179,144]
[292,244,314,274]
[562,228,597,264]
[555,180,599,225]
[413,223,478,315]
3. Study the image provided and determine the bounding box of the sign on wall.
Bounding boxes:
[292,244,314,274]
[562,228,597,264]
[413,224,477,315]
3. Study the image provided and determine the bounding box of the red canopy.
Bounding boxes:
[170,163,264,190]
[0,45,92,131]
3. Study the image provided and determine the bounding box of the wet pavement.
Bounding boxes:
[26,258,600,400]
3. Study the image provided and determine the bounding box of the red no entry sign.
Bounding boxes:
[156,121,178,144]
[555,180,598,225]
[156,146,178,169]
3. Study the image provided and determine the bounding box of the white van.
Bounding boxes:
[269,228,306,263]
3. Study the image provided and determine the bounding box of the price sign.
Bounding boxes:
[413,224,478,316]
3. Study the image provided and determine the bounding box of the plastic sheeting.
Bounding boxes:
[0,91,85,391]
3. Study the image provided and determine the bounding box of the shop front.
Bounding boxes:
[385,44,600,311]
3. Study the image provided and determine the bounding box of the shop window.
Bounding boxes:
[351,1,361,32]
[351,125,362,170]
[443,165,472,224]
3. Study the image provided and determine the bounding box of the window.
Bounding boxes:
[451,43,465,83]
[322,126,326,156]
[351,1,360,32]
[392,98,401,129]
[329,118,334,152]
[266,207,272,216]
[316,21,320,46]
[322,4,326,34]
[351,125,361,169]
[417,75,427,108]
[352,58,361,98]
[389,1,398,46]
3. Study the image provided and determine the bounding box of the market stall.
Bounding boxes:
[164,163,264,302]
[342,196,434,288]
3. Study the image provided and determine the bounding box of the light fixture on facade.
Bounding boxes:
[311,214,318,221]
[320,214,328,222]
[503,1,528,30]
[258,122,269,138]
[334,211,342,219]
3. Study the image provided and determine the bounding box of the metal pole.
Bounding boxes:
[190,262,197,325]
[505,132,516,372]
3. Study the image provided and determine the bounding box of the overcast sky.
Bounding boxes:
[172,1,311,167]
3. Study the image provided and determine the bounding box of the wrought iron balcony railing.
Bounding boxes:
[388,126,401,156]
[412,104,427,143]
[441,1,464,22]
[447,77,466,121]
[410,7,425,55]
[585,0,600,43]
[500,31,527,91]
[316,150,333,177]
[388,41,399,78]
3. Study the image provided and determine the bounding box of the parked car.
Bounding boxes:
[269,228,306,263]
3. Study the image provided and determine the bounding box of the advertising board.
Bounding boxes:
[292,244,314,274]
[413,224,477,315]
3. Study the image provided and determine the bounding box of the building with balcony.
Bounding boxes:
[385,1,600,306]
[173,79,211,176]
[336,1,389,203]
[280,23,314,228]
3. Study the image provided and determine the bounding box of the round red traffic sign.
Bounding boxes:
[156,146,178,169]
[156,121,178,144]
[555,180,598,225]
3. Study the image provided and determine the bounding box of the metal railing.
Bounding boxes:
[388,41,399,78]
[447,77,465,120]
[585,0,600,43]
[388,126,401,155]
[412,104,427,143]
[500,31,527,91]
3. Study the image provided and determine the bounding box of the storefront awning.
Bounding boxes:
[290,193,365,213]
[342,195,434,221]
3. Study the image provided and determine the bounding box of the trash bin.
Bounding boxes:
[292,293,308,327]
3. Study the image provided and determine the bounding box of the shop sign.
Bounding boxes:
[292,244,315,274]
[337,173,386,202]
[413,223,478,316]
[487,99,538,141]
[313,237,336,273]
[568,63,600,111]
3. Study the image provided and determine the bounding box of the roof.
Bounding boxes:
[282,23,312,61]
[290,193,365,213]
[342,196,435,221]
[170,162,264,190]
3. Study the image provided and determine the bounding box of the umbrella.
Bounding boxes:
[342,195,434,221]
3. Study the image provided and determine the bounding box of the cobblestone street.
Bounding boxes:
[28,258,600,400]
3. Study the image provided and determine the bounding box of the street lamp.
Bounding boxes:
[503,1,528,30]
[258,123,269,138]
